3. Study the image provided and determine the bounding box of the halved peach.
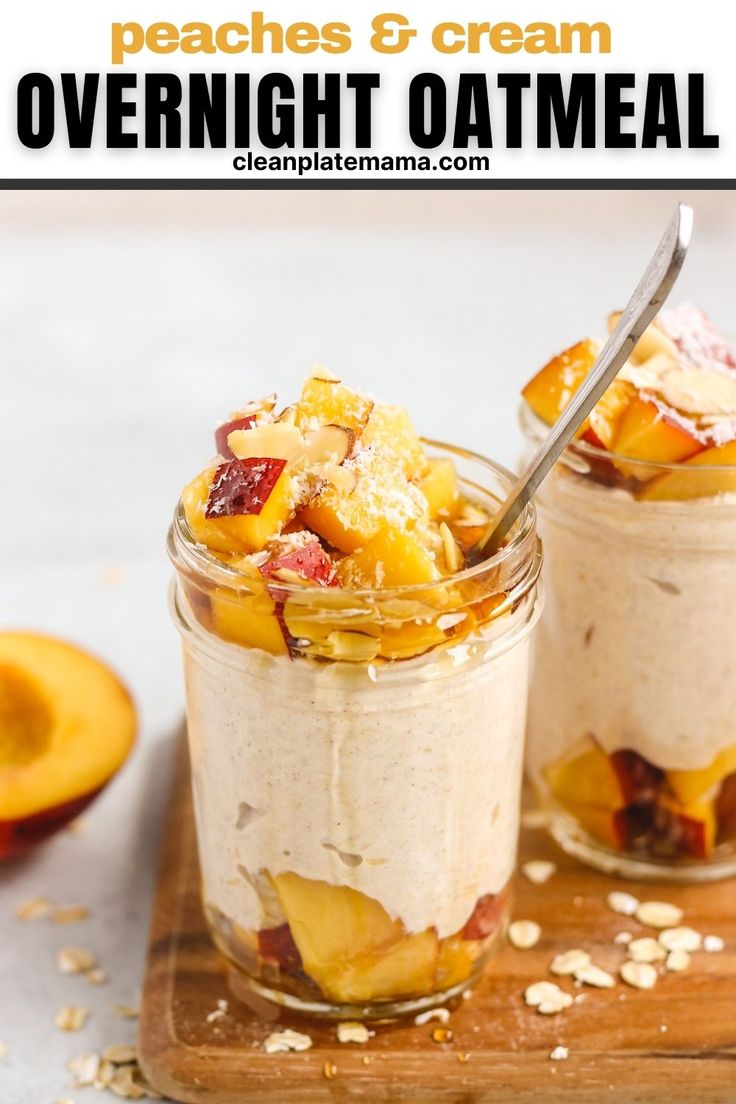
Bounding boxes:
[637,440,736,501]
[522,339,599,425]
[0,633,136,857]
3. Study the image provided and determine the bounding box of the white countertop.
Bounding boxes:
[1,189,734,1103]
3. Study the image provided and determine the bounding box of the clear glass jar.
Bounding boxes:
[521,403,736,882]
[168,442,542,1019]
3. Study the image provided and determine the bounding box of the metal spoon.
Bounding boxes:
[477,202,694,556]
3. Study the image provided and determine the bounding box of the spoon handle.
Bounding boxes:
[480,202,693,555]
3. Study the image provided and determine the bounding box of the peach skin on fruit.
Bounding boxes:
[0,632,136,857]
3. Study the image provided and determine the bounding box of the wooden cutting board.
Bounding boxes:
[138,738,736,1103]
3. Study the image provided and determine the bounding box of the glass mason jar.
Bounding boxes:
[168,442,542,1019]
[521,403,736,882]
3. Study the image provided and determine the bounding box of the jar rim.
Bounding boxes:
[520,401,736,473]
[167,439,538,602]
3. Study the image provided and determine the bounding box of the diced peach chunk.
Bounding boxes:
[323,929,438,1003]
[300,451,425,553]
[611,395,703,467]
[587,380,636,450]
[668,745,736,804]
[522,339,599,425]
[419,458,461,519]
[361,402,427,480]
[335,527,439,588]
[182,462,295,554]
[295,375,373,437]
[209,579,288,656]
[545,745,624,812]
[637,440,736,501]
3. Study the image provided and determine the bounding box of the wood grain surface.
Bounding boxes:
[139,739,736,1103]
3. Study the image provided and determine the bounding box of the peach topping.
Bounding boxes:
[522,304,736,499]
[180,371,501,659]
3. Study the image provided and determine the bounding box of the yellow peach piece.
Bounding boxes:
[182,464,295,554]
[668,745,736,804]
[545,745,624,812]
[522,339,599,425]
[209,587,288,656]
[295,376,374,437]
[361,402,427,480]
[336,527,440,589]
[587,380,637,450]
[271,872,403,978]
[435,934,478,990]
[419,458,461,519]
[321,928,439,1003]
[637,440,736,501]
[301,451,426,554]
[611,396,703,468]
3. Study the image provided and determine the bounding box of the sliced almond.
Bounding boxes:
[439,522,462,574]
[302,424,355,465]
[313,461,359,495]
[231,393,277,418]
[323,631,381,662]
[307,365,341,383]
[275,403,298,425]
[227,422,302,462]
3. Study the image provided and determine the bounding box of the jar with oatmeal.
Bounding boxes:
[169,372,542,1018]
[522,304,736,881]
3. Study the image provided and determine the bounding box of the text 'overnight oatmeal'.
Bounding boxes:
[168,370,541,1016]
[522,304,736,878]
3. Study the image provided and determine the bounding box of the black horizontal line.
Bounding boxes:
[0,178,735,190]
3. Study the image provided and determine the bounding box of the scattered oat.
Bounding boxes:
[263,1029,313,1054]
[113,1004,140,1019]
[337,1022,372,1044]
[620,961,658,990]
[68,1053,100,1086]
[57,946,97,975]
[607,891,639,917]
[0,1040,5,1059]
[666,949,691,972]
[361,1055,372,1066]
[415,1007,450,1026]
[550,949,591,976]
[525,981,573,1014]
[52,906,89,925]
[635,901,683,929]
[431,1027,453,1043]
[628,937,666,964]
[508,920,541,949]
[56,1005,89,1032]
[462,989,473,1000]
[95,1060,116,1088]
[658,927,701,953]
[521,808,549,830]
[522,860,557,885]
[206,1008,226,1023]
[16,895,53,920]
[323,1060,337,1080]
[66,816,89,836]
[457,1052,471,1063]
[614,931,633,946]
[109,1064,146,1099]
[103,1044,138,1064]
[572,895,584,907]
[660,1024,669,1033]
[704,934,725,953]
[86,968,108,986]
[574,964,615,989]
[550,1046,569,1061]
